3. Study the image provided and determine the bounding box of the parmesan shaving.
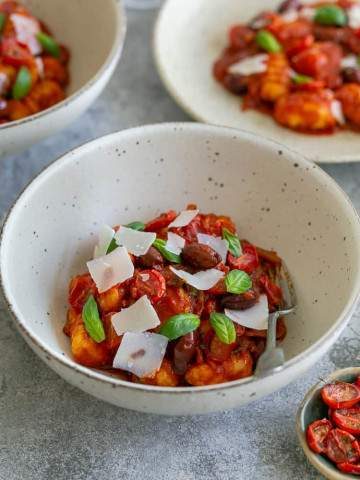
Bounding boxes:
[168,209,199,228]
[169,266,224,290]
[111,296,160,335]
[165,232,185,255]
[114,226,156,257]
[228,54,269,76]
[197,233,228,262]
[87,246,134,293]
[225,294,269,330]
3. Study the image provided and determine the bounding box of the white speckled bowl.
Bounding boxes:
[1,123,360,415]
[0,0,126,157]
[154,0,360,163]
[297,368,360,480]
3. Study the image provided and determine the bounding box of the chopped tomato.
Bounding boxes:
[321,382,360,409]
[130,269,166,304]
[325,429,360,464]
[69,273,96,313]
[306,418,333,454]
[356,376,360,388]
[145,210,177,232]
[227,252,259,273]
[1,37,33,67]
[331,407,360,436]
[228,25,255,50]
[285,34,314,57]
[154,286,192,323]
[337,462,360,475]
[259,274,283,308]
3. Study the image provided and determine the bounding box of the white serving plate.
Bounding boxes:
[154,0,360,163]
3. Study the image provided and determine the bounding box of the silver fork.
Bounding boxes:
[255,262,297,377]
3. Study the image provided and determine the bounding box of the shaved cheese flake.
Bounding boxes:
[35,57,44,78]
[331,100,345,125]
[225,294,269,330]
[168,209,199,228]
[87,246,134,293]
[348,4,360,29]
[228,54,269,76]
[299,7,315,21]
[281,10,299,22]
[111,295,160,335]
[197,233,228,262]
[113,332,168,377]
[341,55,359,70]
[169,266,224,290]
[165,232,185,255]
[11,13,41,55]
[93,225,115,258]
[114,226,156,256]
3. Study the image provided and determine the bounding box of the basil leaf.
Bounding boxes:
[255,30,282,53]
[37,31,60,57]
[159,313,200,340]
[314,5,347,27]
[0,13,6,34]
[153,238,181,263]
[225,270,252,294]
[106,237,118,254]
[12,66,32,100]
[125,221,145,231]
[292,73,313,85]
[222,228,242,258]
[82,295,106,343]
[210,312,236,345]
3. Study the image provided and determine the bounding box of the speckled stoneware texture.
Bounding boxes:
[1,123,360,415]
[0,0,126,157]
[154,0,360,163]
[297,367,360,480]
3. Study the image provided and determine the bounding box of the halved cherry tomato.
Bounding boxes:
[130,269,166,304]
[355,376,360,388]
[321,382,360,409]
[145,210,177,232]
[331,407,360,435]
[154,286,192,323]
[259,274,283,307]
[325,429,360,464]
[285,34,314,57]
[1,37,32,67]
[306,418,333,454]
[337,462,360,475]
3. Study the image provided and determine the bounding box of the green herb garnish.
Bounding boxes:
[225,270,252,294]
[125,221,145,231]
[0,13,6,34]
[210,312,236,344]
[37,31,60,57]
[82,295,106,343]
[292,73,313,85]
[159,313,200,341]
[222,228,242,258]
[314,5,347,27]
[12,66,32,100]
[255,30,282,53]
[153,238,181,263]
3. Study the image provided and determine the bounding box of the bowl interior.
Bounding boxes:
[22,0,120,94]
[155,0,360,163]
[297,368,360,479]
[1,124,360,383]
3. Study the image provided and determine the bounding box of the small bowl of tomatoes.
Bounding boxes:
[297,368,360,479]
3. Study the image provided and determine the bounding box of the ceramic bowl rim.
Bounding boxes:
[0,0,127,131]
[296,367,360,480]
[1,122,360,395]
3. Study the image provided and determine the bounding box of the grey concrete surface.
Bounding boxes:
[1,8,360,480]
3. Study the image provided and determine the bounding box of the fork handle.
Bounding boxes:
[265,311,281,352]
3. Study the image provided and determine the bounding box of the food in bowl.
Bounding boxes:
[0,0,70,124]
[65,205,287,387]
[213,0,360,134]
[306,378,360,475]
